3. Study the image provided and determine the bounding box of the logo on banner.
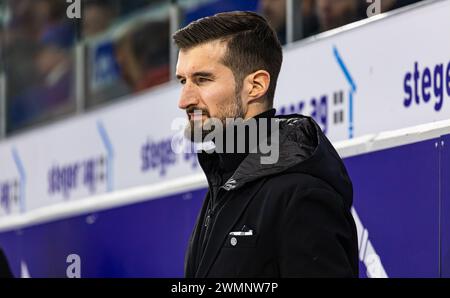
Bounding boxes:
[277,89,349,137]
[141,136,198,177]
[1,147,27,214]
[277,93,329,134]
[403,60,450,112]
[0,179,19,215]
[47,121,113,199]
[48,155,107,199]
[276,47,356,139]
[333,46,357,139]
[351,208,388,278]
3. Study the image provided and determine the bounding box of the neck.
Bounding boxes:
[243,105,271,121]
[198,108,277,175]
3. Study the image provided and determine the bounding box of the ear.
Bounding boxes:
[243,70,270,104]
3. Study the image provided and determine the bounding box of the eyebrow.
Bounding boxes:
[176,71,215,80]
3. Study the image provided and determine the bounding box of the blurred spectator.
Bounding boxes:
[7,0,424,134]
[5,0,41,42]
[84,1,173,108]
[35,24,74,108]
[34,0,67,27]
[377,0,423,12]
[118,0,167,16]
[259,0,287,44]
[85,39,130,108]
[259,0,319,43]
[82,0,116,38]
[182,0,259,26]
[315,0,365,33]
[301,0,319,38]
[34,0,75,43]
[6,0,76,132]
[115,20,170,93]
[8,28,75,131]
[261,0,423,41]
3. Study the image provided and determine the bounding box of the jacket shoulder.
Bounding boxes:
[261,172,337,195]
[258,172,347,211]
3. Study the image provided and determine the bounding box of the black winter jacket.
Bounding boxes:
[0,247,12,278]
[185,109,358,278]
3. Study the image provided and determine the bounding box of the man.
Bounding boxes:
[173,11,358,278]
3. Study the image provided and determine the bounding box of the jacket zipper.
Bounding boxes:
[204,208,212,227]
[199,187,223,261]
[204,186,225,228]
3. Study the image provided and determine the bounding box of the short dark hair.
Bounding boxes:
[173,11,283,107]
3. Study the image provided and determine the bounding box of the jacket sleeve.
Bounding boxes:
[278,187,359,277]
[0,247,13,278]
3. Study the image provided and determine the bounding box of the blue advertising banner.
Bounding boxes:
[440,134,450,277]
[0,188,206,277]
[1,138,444,277]
[1,135,448,277]
[344,139,440,277]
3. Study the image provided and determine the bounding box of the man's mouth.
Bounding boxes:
[188,111,208,121]
[188,113,204,120]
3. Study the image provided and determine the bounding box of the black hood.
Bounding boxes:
[215,113,353,208]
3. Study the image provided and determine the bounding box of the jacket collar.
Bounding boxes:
[197,108,277,188]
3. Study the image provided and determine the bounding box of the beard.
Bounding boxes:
[184,94,246,143]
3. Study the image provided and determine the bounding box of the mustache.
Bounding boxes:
[186,107,210,117]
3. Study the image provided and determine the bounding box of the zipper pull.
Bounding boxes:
[204,209,211,227]
[204,208,215,228]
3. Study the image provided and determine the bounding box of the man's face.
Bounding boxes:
[316,0,359,31]
[176,40,246,140]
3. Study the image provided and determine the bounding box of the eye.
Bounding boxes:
[179,78,186,85]
[197,77,210,84]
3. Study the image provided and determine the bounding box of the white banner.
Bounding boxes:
[0,0,449,217]
[276,0,450,140]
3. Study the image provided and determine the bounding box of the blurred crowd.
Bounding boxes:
[261,0,422,43]
[2,0,76,132]
[0,0,423,134]
[0,0,167,132]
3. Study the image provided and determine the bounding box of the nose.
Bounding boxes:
[178,82,200,110]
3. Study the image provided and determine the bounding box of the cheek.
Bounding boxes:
[201,84,235,114]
